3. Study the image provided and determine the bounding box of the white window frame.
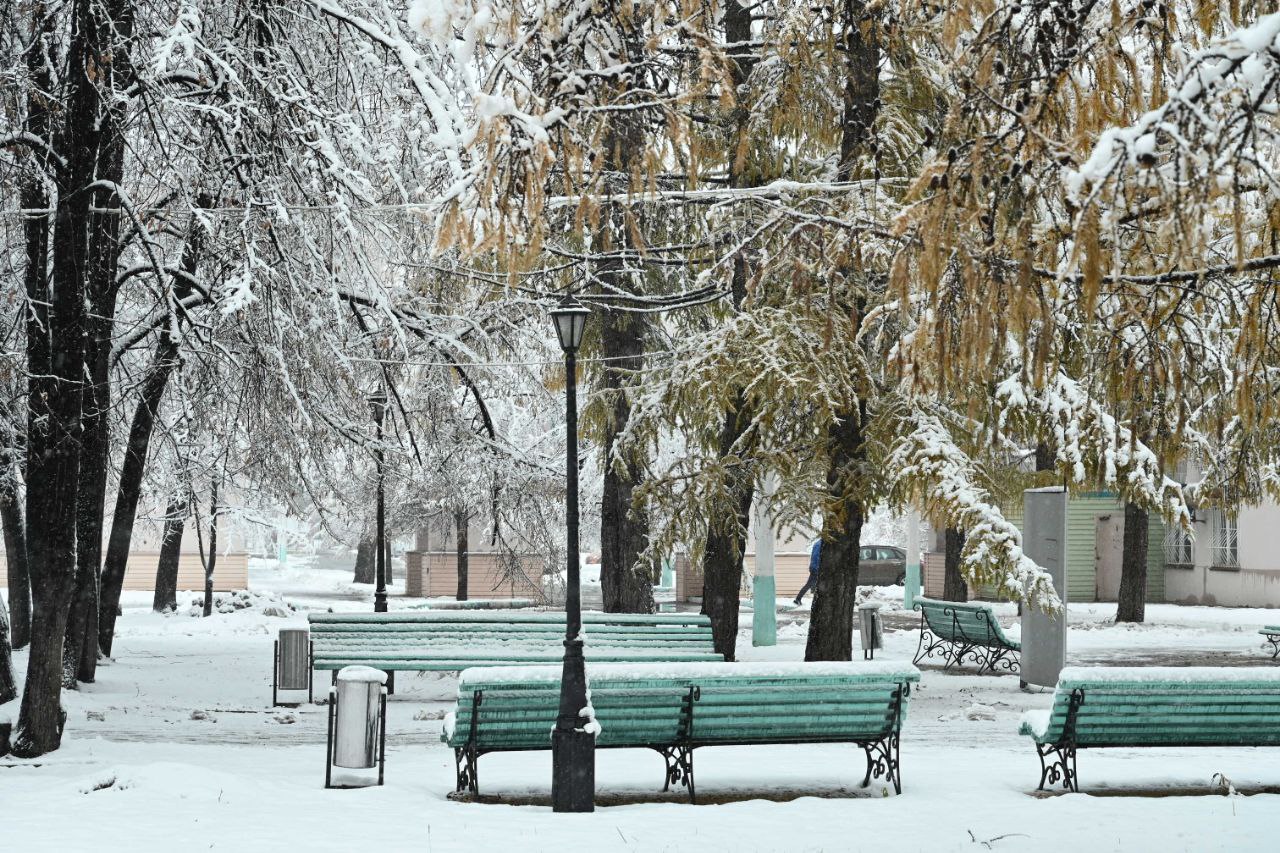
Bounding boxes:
[1210,510,1238,568]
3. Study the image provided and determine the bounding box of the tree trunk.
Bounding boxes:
[455,509,469,601]
[152,496,189,614]
[0,459,29,650]
[97,210,200,655]
[1034,442,1055,473]
[64,305,115,686]
[202,482,219,617]
[696,0,760,662]
[598,309,654,615]
[64,20,129,682]
[803,0,879,663]
[0,588,16,706]
[1115,501,1149,623]
[14,0,120,758]
[804,408,867,661]
[700,477,754,661]
[352,537,375,584]
[943,527,969,602]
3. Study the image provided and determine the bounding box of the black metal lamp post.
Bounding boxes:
[549,297,593,813]
[369,390,389,614]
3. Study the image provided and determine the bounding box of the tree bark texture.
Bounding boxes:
[455,509,469,601]
[804,408,867,661]
[943,527,969,602]
[152,495,189,613]
[1115,501,1149,623]
[352,537,375,584]
[1,458,29,650]
[15,0,128,757]
[598,309,654,615]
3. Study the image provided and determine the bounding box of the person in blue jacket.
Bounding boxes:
[794,539,822,606]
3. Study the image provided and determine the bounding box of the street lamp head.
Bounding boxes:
[549,297,590,353]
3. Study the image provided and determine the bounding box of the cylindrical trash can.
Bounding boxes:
[858,602,883,660]
[333,666,387,770]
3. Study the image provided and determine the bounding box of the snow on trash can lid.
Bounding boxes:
[857,601,883,610]
[336,665,389,685]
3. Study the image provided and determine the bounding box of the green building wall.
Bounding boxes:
[981,491,1164,603]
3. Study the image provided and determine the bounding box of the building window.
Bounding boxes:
[1210,511,1238,568]
[1164,524,1193,566]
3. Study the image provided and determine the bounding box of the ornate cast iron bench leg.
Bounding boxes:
[656,745,696,803]
[1036,743,1077,792]
[1266,634,1280,660]
[454,747,480,795]
[861,732,902,794]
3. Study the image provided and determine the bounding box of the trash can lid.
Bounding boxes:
[857,601,884,610]
[336,665,389,684]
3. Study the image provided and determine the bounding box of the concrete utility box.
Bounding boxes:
[1021,488,1068,689]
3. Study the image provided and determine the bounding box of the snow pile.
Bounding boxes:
[186,590,297,618]
[963,703,997,721]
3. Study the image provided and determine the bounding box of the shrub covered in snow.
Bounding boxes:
[186,590,297,618]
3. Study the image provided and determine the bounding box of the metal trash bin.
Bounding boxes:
[858,602,884,660]
[273,628,312,706]
[325,666,388,788]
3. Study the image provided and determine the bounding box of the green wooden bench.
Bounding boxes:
[1019,666,1280,792]
[442,661,920,802]
[1259,626,1280,659]
[307,611,722,679]
[912,597,1020,675]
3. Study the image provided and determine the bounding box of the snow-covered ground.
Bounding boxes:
[3,557,1279,851]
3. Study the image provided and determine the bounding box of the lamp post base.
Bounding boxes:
[551,729,595,812]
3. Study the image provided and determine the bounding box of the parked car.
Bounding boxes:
[858,545,906,586]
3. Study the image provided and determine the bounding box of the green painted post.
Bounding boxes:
[904,510,920,610]
[661,557,675,588]
[277,530,288,566]
[752,478,777,647]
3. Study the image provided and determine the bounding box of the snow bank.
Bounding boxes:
[460,660,921,687]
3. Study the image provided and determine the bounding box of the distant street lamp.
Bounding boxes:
[369,390,389,614]
[549,296,593,813]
